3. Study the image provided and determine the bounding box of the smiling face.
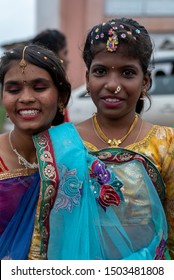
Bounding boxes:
[86,46,150,120]
[2,61,59,134]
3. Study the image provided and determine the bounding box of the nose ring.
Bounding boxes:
[114,85,121,94]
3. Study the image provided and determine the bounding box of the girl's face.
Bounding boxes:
[2,61,59,134]
[86,48,150,119]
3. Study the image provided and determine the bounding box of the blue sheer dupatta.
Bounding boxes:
[0,171,40,260]
[34,123,169,260]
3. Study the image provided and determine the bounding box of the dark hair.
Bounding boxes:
[31,29,67,54]
[83,17,153,113]
[0,44,71,125]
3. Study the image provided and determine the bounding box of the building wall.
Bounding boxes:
[36,0,61,32]
[36,0,174,89]
[60,0,104,88]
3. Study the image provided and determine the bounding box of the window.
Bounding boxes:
[105,0,174,17]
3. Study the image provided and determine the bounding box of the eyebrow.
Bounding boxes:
[4,78,52,86]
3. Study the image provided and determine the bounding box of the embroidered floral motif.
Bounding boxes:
[98,151,112,160]
[54,165,82,212]
[98,185,121,207]
[91,160,111,184]
[154,237,167,260]
[116,152,134,161]
[44,164,56,180]
[147,167,158,183]
[34,130,59,259]
[44,185,56,201]
[40,151,53,163]
[90,160,123,210]
[156,128,166,139]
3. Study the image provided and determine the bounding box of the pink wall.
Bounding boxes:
[61,0,104,89]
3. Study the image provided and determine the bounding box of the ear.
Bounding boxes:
[143,72,151,91]
[58,92,69,107]
[86,70,89,88]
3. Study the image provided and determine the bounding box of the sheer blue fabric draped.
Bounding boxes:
[36,123,168,260]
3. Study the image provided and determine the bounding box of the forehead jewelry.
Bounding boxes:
[114,85,121,94]
[91,22,141,53]
[19,45,28,74]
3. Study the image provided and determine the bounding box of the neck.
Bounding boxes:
[9,130,38,168]
[96,112,137,130]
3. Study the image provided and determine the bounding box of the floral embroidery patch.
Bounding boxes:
[154,236,167,260]
[90,160,124,210]
[53,165,82,212]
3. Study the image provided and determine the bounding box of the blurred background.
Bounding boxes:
[1,0,174,131]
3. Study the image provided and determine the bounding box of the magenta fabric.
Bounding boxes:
[0,175,35,235]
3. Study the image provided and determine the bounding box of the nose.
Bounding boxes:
[104,73,120,93]
[18,87,35,103]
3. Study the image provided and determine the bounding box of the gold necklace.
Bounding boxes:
[9,131,38,169]
[93,114,138,147]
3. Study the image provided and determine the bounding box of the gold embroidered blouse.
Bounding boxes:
[84,125,174,259]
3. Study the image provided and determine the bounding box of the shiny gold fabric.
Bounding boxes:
[84,125,174,259]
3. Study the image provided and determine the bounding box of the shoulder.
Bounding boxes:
[0,133,9,172]
[128,124,174,151]
[75,118,93,138]
[154,125,174,141]
[0,156,8,172]
[49,122,74,133]
[0,132,9,154]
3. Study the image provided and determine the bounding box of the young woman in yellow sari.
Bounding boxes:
[31,17,174,260]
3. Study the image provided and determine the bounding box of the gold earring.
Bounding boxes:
[140,89,146,100]
[59,102,65,115]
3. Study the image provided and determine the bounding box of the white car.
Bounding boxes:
[143,50,174,126]
[68,50,174,127]
[68,84,96,124]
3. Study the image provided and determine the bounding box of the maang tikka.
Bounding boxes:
[19,46,28,73]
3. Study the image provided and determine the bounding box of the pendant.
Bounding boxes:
[108,139,121,146]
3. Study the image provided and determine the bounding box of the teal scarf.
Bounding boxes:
[34,123,169,260]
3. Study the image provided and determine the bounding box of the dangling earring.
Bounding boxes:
[59,102,65,115]
[6,112,9,118]
[140,89,146,100]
